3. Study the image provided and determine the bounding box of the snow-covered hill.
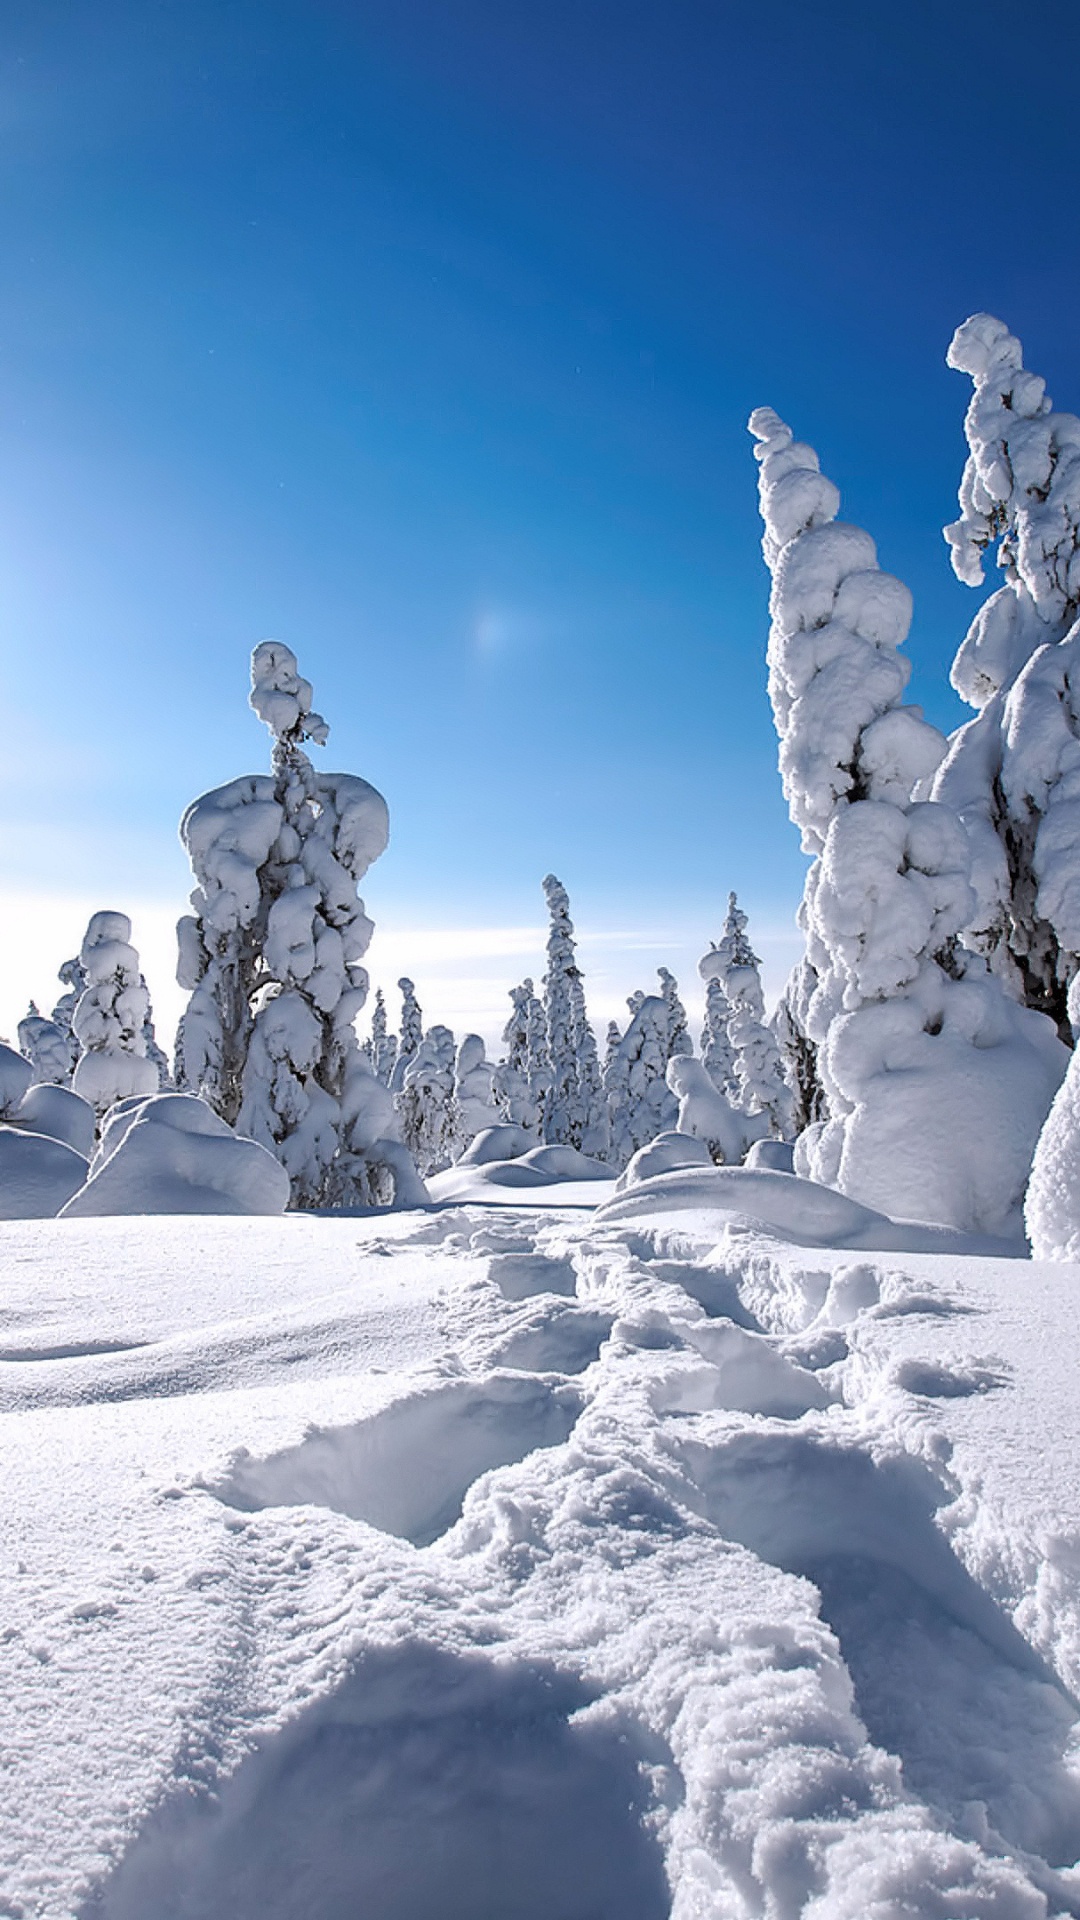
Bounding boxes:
[5,1196,1080,1917]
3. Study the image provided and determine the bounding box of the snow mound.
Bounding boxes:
[597,1164,1021,1254]
[60,1094,290,1218]
[11,1083,96,1158]
[0,1126,89,1219]
[617,1129,714,1188]
[457,1124,534,1166]
[429,1143,613,1205]
[0,1042,33,1118]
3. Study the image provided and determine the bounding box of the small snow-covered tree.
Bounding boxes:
[750,405,1065,1232]
[605,994,678,1170]
[71,912,160,1117]
[175,642,391,1206]
[700,895,792,1139]
[699,972,737,1101]
[455,1033,502,1143]
[1027,979,1080,1259]
[397,1024,463,1174]
[933,314,1080,1038]
[769,960,824,1137]
[493,982,543,1132]
[657,967,692,1061]
[49,955,86,1078]
[17,1004,73,1086]
[390,978,423,1093]
[366,987,398,1086]
[603,1019,621,1073]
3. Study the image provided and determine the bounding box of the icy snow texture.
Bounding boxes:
[60,1092,290,1218]
[175,644,392,1207]
[933,315,1080,1033]
[751,408,1066,1232]
[71,912,159,1117]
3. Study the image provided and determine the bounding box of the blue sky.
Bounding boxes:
[3,0,1080,1044]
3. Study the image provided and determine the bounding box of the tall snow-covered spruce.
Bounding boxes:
[750,407,1066,1232]
[541,875,605,1153]
[175,643,393,1207]
[933,314,1080,1038]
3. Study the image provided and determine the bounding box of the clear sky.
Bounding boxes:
[3,0,1080,1049]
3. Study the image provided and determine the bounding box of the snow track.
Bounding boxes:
[4,1208,1080,1916]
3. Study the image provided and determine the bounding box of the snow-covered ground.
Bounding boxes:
[5,1195,1080,1918]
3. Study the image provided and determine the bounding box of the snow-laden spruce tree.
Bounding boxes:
[541,875,586,1146]
[389,978,422,1093]
[70,912,160,1117]
[657,967,692,1062]
[397,1024,463,1174]
[454,1034,502,1142]
[366,987,398,1086]
[750,406,1066,1232]
[700,894,793,1139]
[932,314,1080,1038]
[48,954,86,1078]
[604,993,678,1170]
[17,1004,73,1086]
[699,971,737,1101]
[175,642,391,1206]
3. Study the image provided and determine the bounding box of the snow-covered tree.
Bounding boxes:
[699,973,737,1101]
[700,895,792,1139]
[17,1004,73,1086]
[932,314,1080,1038]
[397,1024,463,1175]
[769,961,824,1136]
[657,967,692,1060]
[750,405,1066,1232]
[366,987,398,1086]
[175,642,391,1207]
[390,978,423,1093]
[541,874,586,1146]
[603,1019,621,1073]
[49,955,86,1078]
[454,1034,502,1143]
[604,993,678,1170]
[493,982,543,1133]
[71,912,160,1117]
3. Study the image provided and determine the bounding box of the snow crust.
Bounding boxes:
[6,1202,1080,1919]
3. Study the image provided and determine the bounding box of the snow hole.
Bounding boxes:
[212,1375,583,1546]
[487,1251,578,1300]
[491,1306,613,1375]
[87,1645,672,1920]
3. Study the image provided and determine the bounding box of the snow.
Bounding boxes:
[60,1093,290,1218]
[7,1198,1080,1917]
